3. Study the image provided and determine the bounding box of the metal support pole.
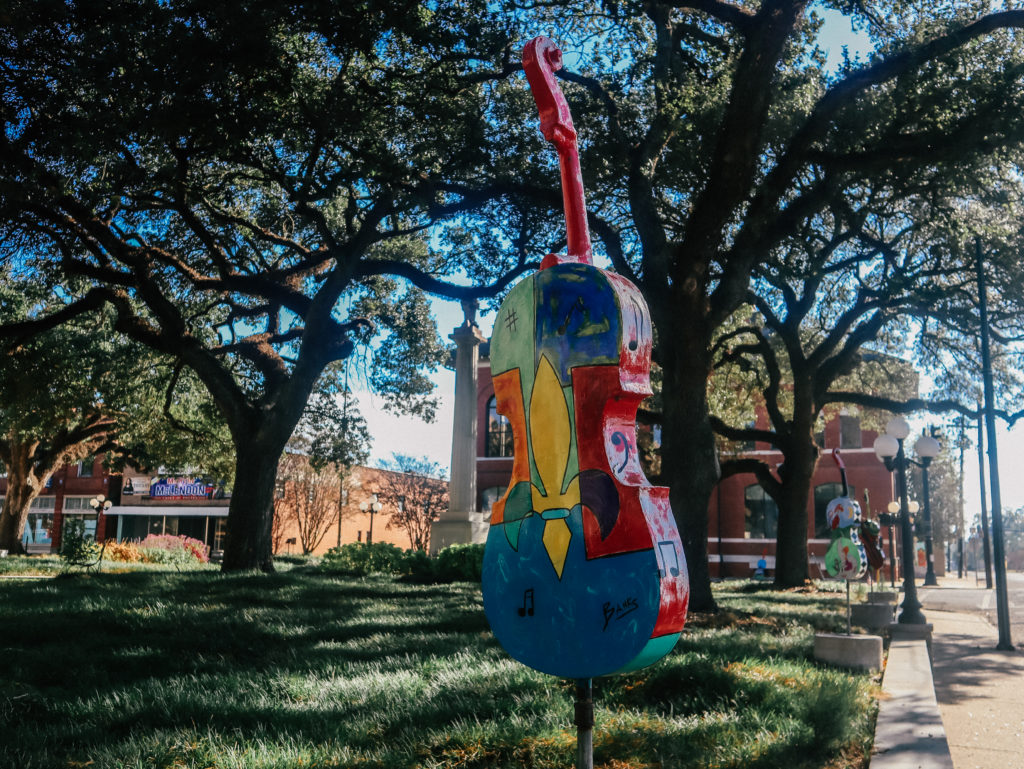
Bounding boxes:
[896,441,926,624]
[922,459,937,586]
[888,523,896,588]
[975,239,1014,650]
[846,581,852,635]
[574,679,594,769]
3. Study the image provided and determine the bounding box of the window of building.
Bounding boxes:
[21,497,56,550]
[62,497,92,511]
[30,497,56,511]
[738,421,757,452]
[814,482,856,538]
[485,396,513,457]
[839,415,862,449]
[480,486,504,513]
[744,484,779,539]
[211,518,227,554]
[77,457,95,477]
[61,513,97,541]
[117,515,225,553]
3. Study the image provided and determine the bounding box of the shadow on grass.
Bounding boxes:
[0,571,876,769]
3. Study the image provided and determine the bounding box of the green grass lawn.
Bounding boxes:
[0,563,878,769]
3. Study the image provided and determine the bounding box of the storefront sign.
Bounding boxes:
[149,477,213,500]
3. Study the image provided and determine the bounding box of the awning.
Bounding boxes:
[110,506,229,518]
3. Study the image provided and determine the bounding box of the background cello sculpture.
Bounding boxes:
[824,449,868,582]
[481,36,689,681]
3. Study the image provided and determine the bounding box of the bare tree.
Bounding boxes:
[376,455,448,551]
[275,453,341,555]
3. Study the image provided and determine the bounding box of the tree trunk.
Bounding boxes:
[773,455,817,587]
[221,436,286,572]
[0,480,36,554]
[772,411,820,587]
[0,441,56,554]
[659,317,719,612]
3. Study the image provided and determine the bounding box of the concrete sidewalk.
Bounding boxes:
[929,607,1024,769]
[867,576,1024,768]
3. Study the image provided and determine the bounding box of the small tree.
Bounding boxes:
[376,455,449,551]
[288,379,371,550]
[275,453,340,555]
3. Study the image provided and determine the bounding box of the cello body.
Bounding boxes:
[481,260,688,679]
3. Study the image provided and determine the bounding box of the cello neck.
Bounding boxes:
[831,448,849,497]
[522,36,592,264]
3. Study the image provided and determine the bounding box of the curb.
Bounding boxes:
[870,638,953,768]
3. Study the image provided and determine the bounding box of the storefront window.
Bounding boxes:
[62,514,97,541]
[212,518,227,553]
[22,497,56,550]
[23,514,54,547]
[117,514,226,553]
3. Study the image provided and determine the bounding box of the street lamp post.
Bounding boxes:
[917,429,941,586]
[873,417,938,624]
[89,494,112,526]
[885,501,899,588]
[359,494,382,544]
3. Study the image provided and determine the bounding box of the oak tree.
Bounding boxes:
[0,0,527,570]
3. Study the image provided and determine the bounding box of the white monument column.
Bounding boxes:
[430,300,490,553]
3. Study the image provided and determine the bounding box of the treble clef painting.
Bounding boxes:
[481,36,689,680]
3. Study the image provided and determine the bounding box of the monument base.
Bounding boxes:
[851,602,896,630]
[429,513,489,555]
[814,632,884,671]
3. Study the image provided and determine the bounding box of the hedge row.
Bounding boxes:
[319,542,483,582]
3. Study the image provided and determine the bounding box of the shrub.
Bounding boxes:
[59,519,102,571]
[432,543,484,582]
[320,542,408,576]
[106,540,145,563]
[137,534,210,567]
[320,542,486,582]
[399,548,438,582]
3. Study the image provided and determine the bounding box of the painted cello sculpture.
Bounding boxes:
[481,37,689,680]
[823,449,868,580]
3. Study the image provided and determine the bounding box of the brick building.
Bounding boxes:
[273,463,442,555]
[5,455,117,554]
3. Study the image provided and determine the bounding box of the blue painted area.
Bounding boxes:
[535,264,620,386]
[611,633,680,675]
[482,510,661,679]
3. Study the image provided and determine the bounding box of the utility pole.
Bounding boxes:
[957,416,966,579]
[976,408,993,589]
[976,237,1014,650]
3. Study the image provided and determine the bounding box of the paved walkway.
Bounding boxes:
[926,579,1024,769]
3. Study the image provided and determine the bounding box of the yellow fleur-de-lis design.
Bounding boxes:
[528,354,580,578]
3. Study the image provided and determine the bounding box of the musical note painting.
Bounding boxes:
[481,36,689,681]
